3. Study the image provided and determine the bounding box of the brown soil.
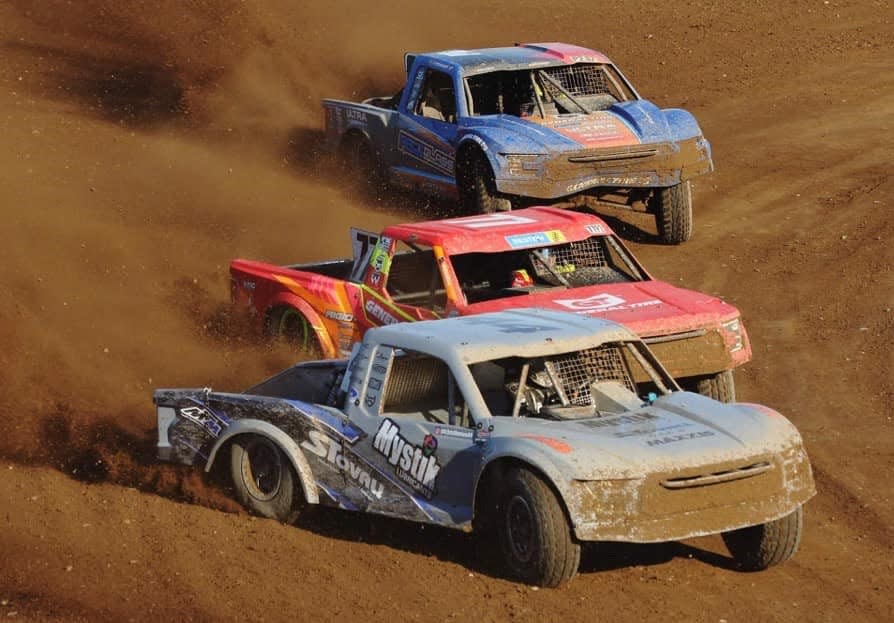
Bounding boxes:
[1,1,891,621]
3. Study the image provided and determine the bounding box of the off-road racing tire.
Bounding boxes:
[695,370,736,403]
[346,133,384,193]
[459,150,512,214]
[266,306,323,358]
[497,467,580,587]
[652,181,693,244]
[722,506,803,571]
[230,434,302,524]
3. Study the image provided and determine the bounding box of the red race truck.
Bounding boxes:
[231,208,749,400]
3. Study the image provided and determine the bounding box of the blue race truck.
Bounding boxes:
[322,42,713,244]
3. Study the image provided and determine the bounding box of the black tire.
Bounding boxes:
[652,181,693,244]
[458,151,512,214]
[346,134,383,193]
[266,306,323,358]
[722,506,803,571]
[230,434,302,524]
[496,468,580,587]
[695,370,736,403]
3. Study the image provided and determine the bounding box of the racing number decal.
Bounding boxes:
[350,229,379,283]
[451,213,537,229]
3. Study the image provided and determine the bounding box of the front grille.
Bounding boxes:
[661,462,773,489]
[568,146,660,163]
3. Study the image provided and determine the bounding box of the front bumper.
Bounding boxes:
[496,136,713,199]
[566,446,816,543]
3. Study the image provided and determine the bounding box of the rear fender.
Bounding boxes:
[266,293,338,358]
[205,418,320,505]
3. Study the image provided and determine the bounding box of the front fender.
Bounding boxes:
[476,438,576,514]
[206,418,320,505]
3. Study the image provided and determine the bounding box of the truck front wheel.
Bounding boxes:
[722,506,803,570]
[651,181,693,244]
[497,467,580,587]
[459,151,512,214]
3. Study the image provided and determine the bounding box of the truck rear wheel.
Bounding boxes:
[722,506,803,570]
[346,134,384,193]
[230,434,302,524]
[459,151,512,214]
[266,306,323,358]
[497,467,580,587]
[651,181,693,244]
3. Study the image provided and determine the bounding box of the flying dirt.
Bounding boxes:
[0,0,891,621]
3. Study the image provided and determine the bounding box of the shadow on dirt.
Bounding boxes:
[288,504,739,581]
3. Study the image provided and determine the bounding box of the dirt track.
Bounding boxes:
[1,1,892,621]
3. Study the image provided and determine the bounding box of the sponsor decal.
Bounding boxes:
[579,412,659,429]
[369,237,392,274]
[567,180,598,194]
[365,299,401,325]
[373,418,441,499]
[555,293,662,313]
[556,293,625,311]
[324,310,354,322]
[504,230,567,249]
[241,279,256,290]
[646,430,716,447]
[585,224,606,235]
[453,213,536,229]
[301,430,384,499]
[422,434,438,457]
[345,109,367,124]
[433,426,474,441]
[398,131,454,176]
[178,403,228,436]
[369,271,383,285]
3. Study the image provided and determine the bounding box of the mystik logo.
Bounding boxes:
[373,419,441,499]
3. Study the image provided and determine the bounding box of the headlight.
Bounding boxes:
[504,154,545,176]
[721,318,744,352]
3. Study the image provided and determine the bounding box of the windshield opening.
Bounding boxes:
[451,235,644,304]
[470,341,674,420]
[466,63,634,117]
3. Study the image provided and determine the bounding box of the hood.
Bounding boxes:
[464,100,696,153]
[463,280,739,336]
[492,392,803,479]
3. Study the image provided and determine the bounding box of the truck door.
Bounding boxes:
[346,346,484,528]
[394,67,461,195]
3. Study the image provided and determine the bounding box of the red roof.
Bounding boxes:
[383,206,612,255]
